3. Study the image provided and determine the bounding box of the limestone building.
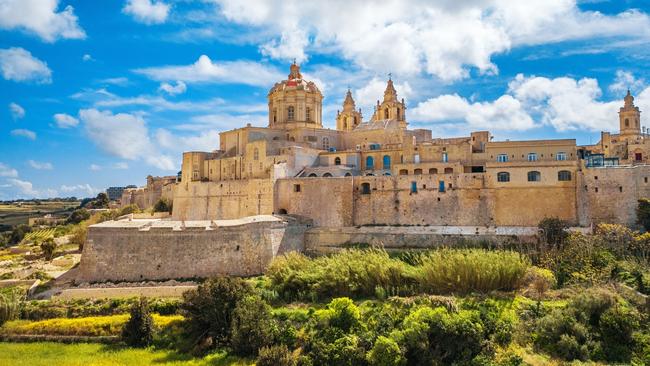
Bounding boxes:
[131,62,650,228]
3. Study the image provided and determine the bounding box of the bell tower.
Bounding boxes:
[371,75,407,128]
[336,89,363,131]
[619,90,641,139]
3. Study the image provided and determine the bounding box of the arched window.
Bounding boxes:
[306,107,311,121]
[429,168,438,174]
[361,183,371,194]
[322,137,330,150]
[399,169,408,175]
[442,152,448,162]
[383,155,391,169]
[278,208,288,214]
[354,116,358,125]
[308,173,317,177]
[287,106,295,121]
[273,108,277,123]
[625,118,630,127]
[497,172,510,182]
[558,170,572,181]
[323,173,333,177]
[397,108,400,120]
[334,157,341,165]
[444,167,453,174]
[384,108,389,119]
[253,148,259,161]
[344,172,352,177]
[343,122,347,129]
[414,168,423,175]
[527,171,541,182]
[366,156,374,169]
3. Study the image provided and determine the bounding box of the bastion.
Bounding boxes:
[77,215,311,283]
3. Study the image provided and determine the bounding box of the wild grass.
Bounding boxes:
[0,314,183,337]
[267,248,529,301]
[0,342,254,366]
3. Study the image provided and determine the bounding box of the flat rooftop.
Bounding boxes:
[90,214,284,230]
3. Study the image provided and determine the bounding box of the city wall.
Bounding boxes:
[77,216,310,282]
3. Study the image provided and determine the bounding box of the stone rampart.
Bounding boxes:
[77,215,310,282]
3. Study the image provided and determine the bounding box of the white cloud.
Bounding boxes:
[79,108,176,170]
[0,163,18,178]
[53,113,79,128]
[72,87,225,112]
[89,164,101,171]
[82,54,93,62]
[7,178,38,196]
[123,0,170,25]
[0,0,85,42]
[11,129,36,140]
[99,77,129,86]
[60,184,100,197]
[609,70,646,94]
[0,47,52,83]
[209,0,650,81]
[112,162,129,169]
[158,80,187,95]
[9,102,25,120]
[156,129,220,152]
[27,160,53,170]
[411,94,536,131]
[134,55,283,86]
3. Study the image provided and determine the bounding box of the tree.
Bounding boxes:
[66,208,90,224]
[538,217,570,248]
[153,198,172,213]
[93,192,109,208]
[367,336,405,366]
[8,224,31,245]
[40,238,57,261]
[180,276,253,348]
[122,297,155,347]
[637,198,650,231]
[230,295,276,356]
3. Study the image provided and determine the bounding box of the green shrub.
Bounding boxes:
[538,217,570,248]
[366,336,404,366]
[0,289,23,326]
[533,308,590,361]
[416,249,529,294]
[9,224,31,245]
[599,305,639,363]
[153,198,172,213]
[66,209,90,224]
[229,295,276,356]
[40,238,56,261]
[256,344,297,366]
[306,334,367,366]
[119,204,140,216]
[637,198,650,231]
[121,297,154,347]
[180,276,253,348]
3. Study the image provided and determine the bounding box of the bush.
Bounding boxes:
[119,204,140,216]
[229,295,276,356]
[0,289,23,326]
[121,297,154,347]
[533,308,590,361]
[9,224,31,245]
[599,305,639,363]
[637,198,650,231]
[320,297,360,333]
[40,238,56,261]
[66,209,90,225]
[256,345,297,366]
[416,249,529,294]
[180,276,253,348]
[367,336,404,366]
[522,267,556,301]
[538,217,570,248]
[153,198,172,213]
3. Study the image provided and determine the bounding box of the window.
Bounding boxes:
[528,153,537,162]
[636,153,643,161]
[343,122,347,129]
[308,173,317,177]
[322,137,330,150]
[253,148,259,160]
[558,170,571,181]
[444,167,453,174]
[354,116,357,125]
[323,173,333,177]
[366,156,374,169]
[383,155,391,169]
[527,171,541,182]
[625,118,629,127]
[497,154,508,162]
[442,152,448,163]
[293,184,301,192]
[397,108,401,120]
[411,181,418,193]
[384,108,389,119]
[361,183,371,194]
[345,173,352,177]
[335,157,341,165]
[273,108,277,123]
[414,168,423,175]
[429,168,438,174]
[399,169,408,175]
[497,172,510,182]
[439,181,446,193]
[287,106,295,121]
[556,152,566,161]
[306,107,311,121]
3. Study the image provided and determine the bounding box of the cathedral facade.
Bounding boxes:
[128,63,650,228]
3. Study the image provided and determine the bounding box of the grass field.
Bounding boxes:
[0,201,79,228]
[0,343,254,366]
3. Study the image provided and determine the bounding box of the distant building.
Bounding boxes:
[106,186,136,202]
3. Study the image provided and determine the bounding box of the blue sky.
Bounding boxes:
[1,0,650,199]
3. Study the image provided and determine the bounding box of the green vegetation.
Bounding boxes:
[40,237,57,261]
[122,298,155,347]
[154,198,173,213]
[0,288,23,326]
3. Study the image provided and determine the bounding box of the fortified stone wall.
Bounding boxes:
[77,215,310,282]
[172,179,274,220]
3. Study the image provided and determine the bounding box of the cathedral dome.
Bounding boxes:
[267,62,323,128]
[268,62,321,95]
